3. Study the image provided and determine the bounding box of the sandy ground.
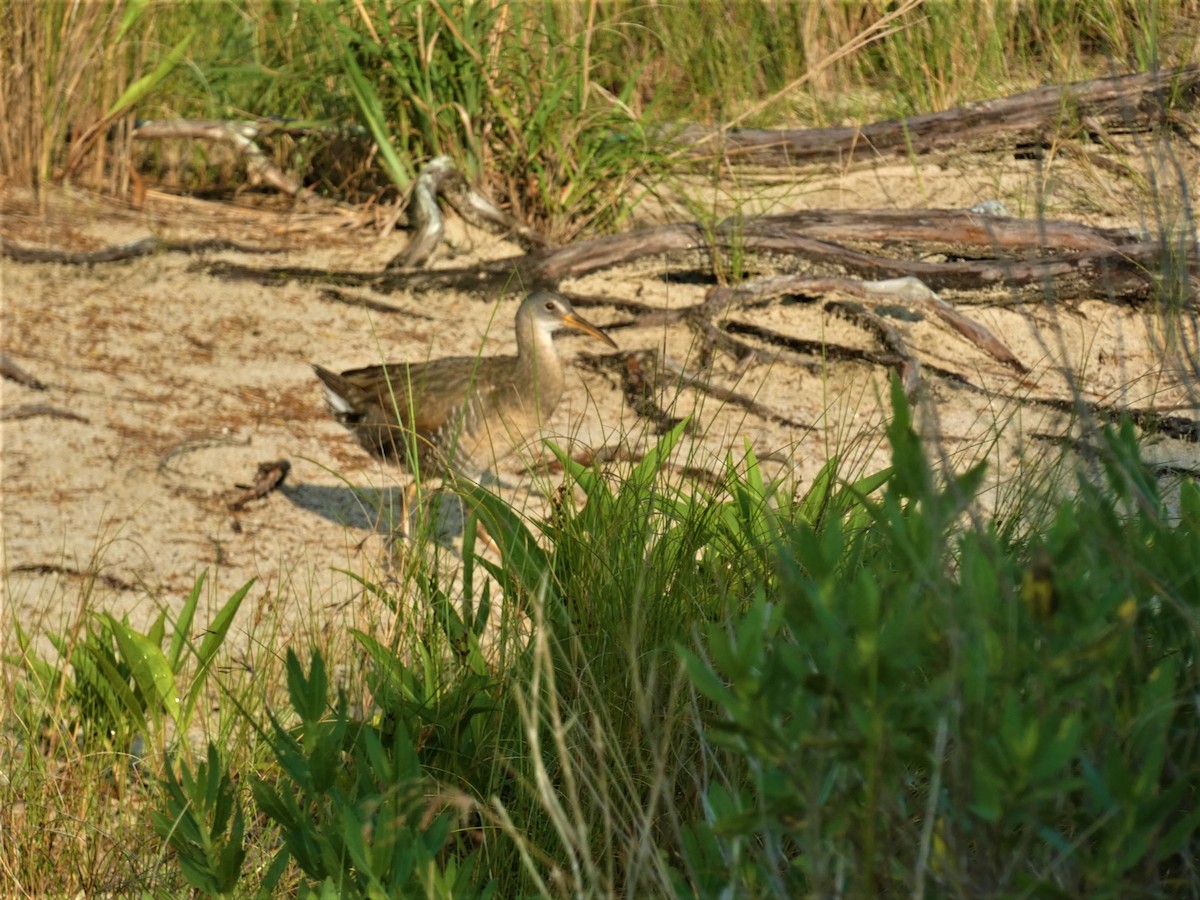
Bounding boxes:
[4,144,1199,655]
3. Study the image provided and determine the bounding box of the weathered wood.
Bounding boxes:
[189,206,1189,312]
[528,223,706,281]
[677,66,1200,166]
[0,353,47,390]
[745,208,1140,253]
[701,273,1027,370]
[12,203,1187,307]
[385,156,459,269]
[0,235,282,264]
[134,119,314,198]
[386,157,549,270]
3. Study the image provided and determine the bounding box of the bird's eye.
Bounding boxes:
[545,301,556,311]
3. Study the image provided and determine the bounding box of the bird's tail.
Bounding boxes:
[311,364,365,425]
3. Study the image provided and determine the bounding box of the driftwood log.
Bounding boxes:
[384,156,546,269]
[133,119,319,199]
[361,208,1188,304]
[674,65,1200,166]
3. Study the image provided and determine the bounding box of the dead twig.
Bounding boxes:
[619,350,689,434]
[687,315,824,374]
[318,288,434,318]
[657,353,812,431]
[386,156,548,270]
[227,459,292,511]
[1,235,286,265]
[0,353,47,390]
[1,403,89,423]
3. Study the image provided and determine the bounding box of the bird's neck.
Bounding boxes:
[514,316,564,412]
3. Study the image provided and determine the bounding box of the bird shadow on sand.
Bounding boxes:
[280,482,406,532]
[281,482,468,544]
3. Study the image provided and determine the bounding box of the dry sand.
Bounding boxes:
[4,145,1199,654]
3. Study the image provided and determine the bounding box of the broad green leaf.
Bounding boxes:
[458,482,551,600]
[74,641,143,735]
[631,417,690,486]
[545,439,606,499]
[797,455,840,524]
[105,614,179,722]
[194,578,253,675]
[679,647,736,709]
[1030,713,1083,782]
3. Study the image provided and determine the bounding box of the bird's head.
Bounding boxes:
[523,290,618,349]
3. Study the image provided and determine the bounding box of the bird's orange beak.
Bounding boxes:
[562,312,618,349]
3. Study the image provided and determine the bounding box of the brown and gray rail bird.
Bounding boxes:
[313,290,617,479]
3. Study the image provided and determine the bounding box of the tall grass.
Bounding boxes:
[7,1,1198,225]
[573,0,1200,125]
[0,0,195,197]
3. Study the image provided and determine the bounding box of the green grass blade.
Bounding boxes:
[341,41,411,190]
[631,417,690,485]
[115,0,148,44]
[104,31,194,119]
[193,579,253,675]
[168,570,206,672]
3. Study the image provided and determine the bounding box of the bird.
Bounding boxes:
[313,290,618,481]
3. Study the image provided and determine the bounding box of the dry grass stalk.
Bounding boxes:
[0,1,143,198]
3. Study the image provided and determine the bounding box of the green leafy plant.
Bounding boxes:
[311,0,654,239]
[154,743,247,897]
[247,649,493,898]
[679,381,1200,896]
[7,572,249,747]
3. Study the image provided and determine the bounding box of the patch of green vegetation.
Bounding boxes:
[681,382,1200,894]
[8,381,1200,896]
[11,1,1197,227]
[6,3,1200,896]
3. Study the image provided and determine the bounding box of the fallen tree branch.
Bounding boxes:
[30,206,1187,305]
[676,65,1200,166]
[579,348,811,432]
[0,235,286,265]
[0,353,47,390]
[373,209,1179,297]
[386,156,549,270]
[703,273,1027,371]
[686,315,826,374]
[722,318,902,369]
[733,208,1141,253]
[134,119,316,199]
[656,352,812,431]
